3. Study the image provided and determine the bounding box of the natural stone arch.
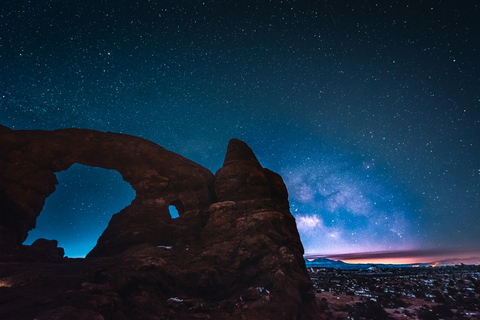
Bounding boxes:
[24,163,136,257]
[168,199,185,219]
[0,128,319,319]
[0,126,215,257]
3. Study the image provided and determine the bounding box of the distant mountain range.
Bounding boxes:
[304,257,374,269]
[304,257,350,268]
[304,257,480,269]
[434,257,480,266]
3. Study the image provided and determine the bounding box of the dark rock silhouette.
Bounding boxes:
[0,126,319,319]
[0,125,214,257]
[20,238,65,262]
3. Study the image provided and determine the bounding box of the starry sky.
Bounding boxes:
[2,0,479,259]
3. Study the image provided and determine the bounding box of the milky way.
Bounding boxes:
[1,1,479,258]
[282,146,415,254]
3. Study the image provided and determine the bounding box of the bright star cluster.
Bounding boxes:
[1,1,479,258]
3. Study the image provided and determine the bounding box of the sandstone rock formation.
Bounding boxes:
[0,124,214,257]
[0,126,319,319]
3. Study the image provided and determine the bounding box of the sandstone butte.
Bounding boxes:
[0,124,321,320]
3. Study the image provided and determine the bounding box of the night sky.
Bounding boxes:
[2,1,479,259]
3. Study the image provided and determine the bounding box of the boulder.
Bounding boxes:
[21,238,65,262]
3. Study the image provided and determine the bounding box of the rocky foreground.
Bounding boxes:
[0,126,319,319]
[309,265,480,319]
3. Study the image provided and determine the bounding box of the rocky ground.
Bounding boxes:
[1,243,299,320]
[309,265,480,319]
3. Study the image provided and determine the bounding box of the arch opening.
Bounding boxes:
[168,200,184,219]
[169,205,179,219]
[23,164,136,258]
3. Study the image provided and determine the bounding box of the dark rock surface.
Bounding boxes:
[0,127,320,319]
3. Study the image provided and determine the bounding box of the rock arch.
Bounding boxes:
[0,126,215,257]
[0,126,318,319]
[24,164,136,257]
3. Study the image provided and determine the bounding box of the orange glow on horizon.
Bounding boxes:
[305,247,480,266]
[341,256,440,265]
